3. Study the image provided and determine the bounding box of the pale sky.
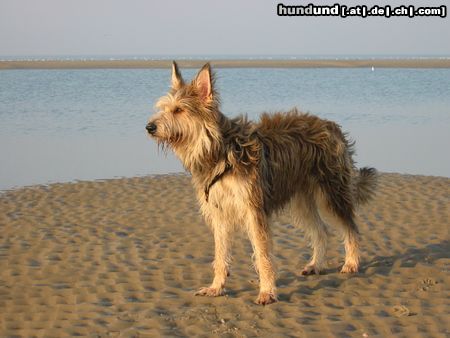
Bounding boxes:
[0,0,449,56]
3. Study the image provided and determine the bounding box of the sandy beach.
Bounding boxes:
[0,173,448,337]
[1,59,450,70]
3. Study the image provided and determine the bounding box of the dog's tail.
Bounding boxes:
[354,167,378,205]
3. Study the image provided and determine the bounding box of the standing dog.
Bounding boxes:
[146,62,377,305]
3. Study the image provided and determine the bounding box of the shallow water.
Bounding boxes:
[1,68,449,190]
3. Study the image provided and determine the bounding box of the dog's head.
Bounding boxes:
[147,62,223,169]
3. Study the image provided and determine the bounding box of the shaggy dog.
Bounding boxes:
[146,62,377,305]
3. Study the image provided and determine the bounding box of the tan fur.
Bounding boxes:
[146,62,378,305]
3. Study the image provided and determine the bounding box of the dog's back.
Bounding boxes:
[256,108,376,221]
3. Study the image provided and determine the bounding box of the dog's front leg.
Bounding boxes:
[247,212,277,305]
[195,220,231,297]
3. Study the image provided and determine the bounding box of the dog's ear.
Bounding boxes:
[193,63,213,101]
[171,61,184,89]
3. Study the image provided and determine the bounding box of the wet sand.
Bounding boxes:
[0,173,449,337]
[1,59,450,69]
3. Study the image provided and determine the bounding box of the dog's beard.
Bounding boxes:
[155,139,170,155]
[154,132,185,155]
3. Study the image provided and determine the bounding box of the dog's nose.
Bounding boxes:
[146,123,157,134]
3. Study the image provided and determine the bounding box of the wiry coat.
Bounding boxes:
[146,62,377,305]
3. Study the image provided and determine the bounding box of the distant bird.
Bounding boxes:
[371,66,375,71]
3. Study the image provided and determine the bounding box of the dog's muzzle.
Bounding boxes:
[146,122,157,135]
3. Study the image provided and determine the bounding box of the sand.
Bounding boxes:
[1,59,450,70]
[0,173,448,337]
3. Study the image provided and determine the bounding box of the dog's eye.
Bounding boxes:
[173,107,182,114]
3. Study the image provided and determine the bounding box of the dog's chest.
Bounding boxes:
[201,175,250,223]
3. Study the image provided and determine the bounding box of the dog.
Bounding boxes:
[146,62,377,305]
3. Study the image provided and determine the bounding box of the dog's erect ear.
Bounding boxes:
[193,63,213,101]
[171,61,184,89]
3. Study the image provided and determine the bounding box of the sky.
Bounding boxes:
[0,0,449,57]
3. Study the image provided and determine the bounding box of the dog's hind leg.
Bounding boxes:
[246,211,277,305]
[340,224,360,273]
[291,193,329,275]
[317,192,360,273]
[326,215,360,273]
[195,218,232,297]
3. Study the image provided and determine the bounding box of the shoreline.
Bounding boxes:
[1,58,450,69]
[1,170,449,194]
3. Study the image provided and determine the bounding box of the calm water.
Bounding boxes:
[1,68,449,190]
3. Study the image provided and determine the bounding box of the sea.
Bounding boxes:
[1,56,449,190]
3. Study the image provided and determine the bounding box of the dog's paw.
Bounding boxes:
[255,291,277,306]
[340,262,359,273]
[194,286,225,297]
[301,264,323,275]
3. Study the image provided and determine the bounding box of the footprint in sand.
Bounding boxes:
[392,305,415,317]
